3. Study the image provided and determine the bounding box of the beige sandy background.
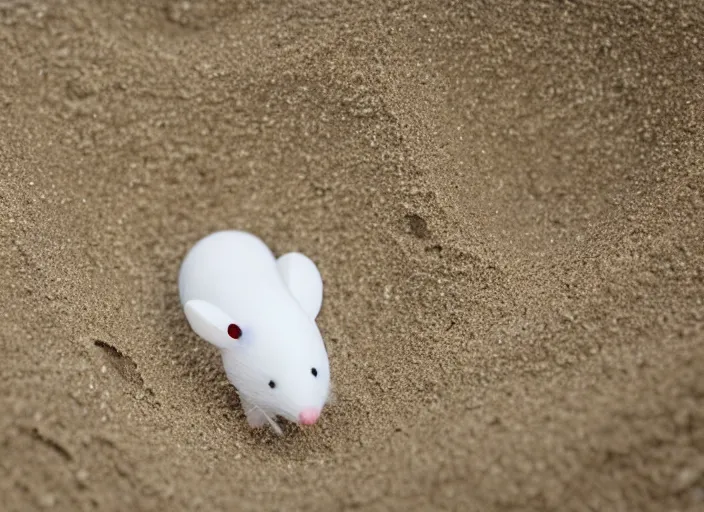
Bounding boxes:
[1,1,703,511]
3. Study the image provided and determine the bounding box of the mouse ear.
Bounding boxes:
[276,252,323,320]
[183,299,242,349]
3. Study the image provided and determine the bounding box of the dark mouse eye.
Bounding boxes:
[268,380,276,389]
[311,368,318,377]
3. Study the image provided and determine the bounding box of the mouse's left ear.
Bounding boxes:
[277,252,323,320]
[183,299,243,349]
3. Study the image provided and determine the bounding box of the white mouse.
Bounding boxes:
[178,230,331,434]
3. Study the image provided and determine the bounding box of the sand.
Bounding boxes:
[1,1,703,511]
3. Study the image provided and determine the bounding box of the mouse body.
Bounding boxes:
[178,230,330,434]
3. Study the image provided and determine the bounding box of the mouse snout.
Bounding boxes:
[298,408,320,425]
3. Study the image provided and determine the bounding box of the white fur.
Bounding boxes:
[178,230,331,433]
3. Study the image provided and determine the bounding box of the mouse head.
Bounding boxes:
[184,299,331,427]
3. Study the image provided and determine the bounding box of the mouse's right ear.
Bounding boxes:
[183,299,242,349]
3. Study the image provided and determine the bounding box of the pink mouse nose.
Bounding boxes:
[298,408,320,425]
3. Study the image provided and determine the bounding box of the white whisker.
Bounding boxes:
[247,403,282,435]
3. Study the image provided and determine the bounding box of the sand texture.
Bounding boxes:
[1,1,703,511]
